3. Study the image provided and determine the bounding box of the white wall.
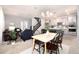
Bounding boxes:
[5,15,32,30]
[2,5,77,35]
[3,6,40,30]
[0,7,5,43]
[77,8,79,40]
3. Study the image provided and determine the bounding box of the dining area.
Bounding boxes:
[32,29,64,54]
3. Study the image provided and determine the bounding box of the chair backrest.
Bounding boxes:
[41,29,47,33]
[59,31,64,41]
[54,31,64,44]
[53,33,60,44]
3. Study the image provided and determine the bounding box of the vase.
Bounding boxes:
[46,30,49,34]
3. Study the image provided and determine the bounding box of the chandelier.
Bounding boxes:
[41,11,53,23]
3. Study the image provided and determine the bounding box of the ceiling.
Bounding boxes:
[1,5,78,18]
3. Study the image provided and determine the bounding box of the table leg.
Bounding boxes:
[32,39,35,54]
[45,42,47,54]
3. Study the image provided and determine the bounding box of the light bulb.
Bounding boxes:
[41,12,45,17]
[50,12,53,16]
[46,11,49,15]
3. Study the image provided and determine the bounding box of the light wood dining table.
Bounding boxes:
[32,32,57,54]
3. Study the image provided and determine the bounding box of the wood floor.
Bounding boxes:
[0,34,79,54]
[62,34,79,54]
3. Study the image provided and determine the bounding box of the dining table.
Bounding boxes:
[32,32,57,54]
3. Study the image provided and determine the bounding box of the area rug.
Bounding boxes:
[0,40,33,54]
[20,44,70,54]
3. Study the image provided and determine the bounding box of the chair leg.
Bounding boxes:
[39,44,40,54]
[42,48,45,54]
[50,50,53,54]
[57,48,60,54]
[60,44,63,49]
[56,51,58,54]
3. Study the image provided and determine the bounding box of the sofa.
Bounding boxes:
[20,29,33,41]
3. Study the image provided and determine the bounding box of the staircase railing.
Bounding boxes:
[32,17,41,34]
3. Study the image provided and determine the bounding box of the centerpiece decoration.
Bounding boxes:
[41,10,53,34]
[45,22,50,34]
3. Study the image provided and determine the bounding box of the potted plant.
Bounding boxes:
[10,31,17,45]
